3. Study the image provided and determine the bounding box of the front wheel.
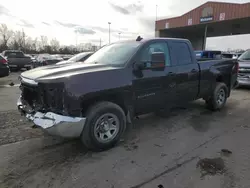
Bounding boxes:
[206,82,228,111]
[81,101,126,151]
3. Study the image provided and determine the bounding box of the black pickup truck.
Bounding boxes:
[17,38,238,151]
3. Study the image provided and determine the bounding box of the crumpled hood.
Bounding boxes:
[21,63,117,82]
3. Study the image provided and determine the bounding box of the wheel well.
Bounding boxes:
[81,94,127,116]
[216,75,230,87]
[216,75,223,83]
[216,75,230,96]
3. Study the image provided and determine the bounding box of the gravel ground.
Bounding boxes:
[1,73,250,188]
[0,71,21,86]
[0,111,44,145]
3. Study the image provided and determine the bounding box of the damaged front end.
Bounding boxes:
[17,77,86,138]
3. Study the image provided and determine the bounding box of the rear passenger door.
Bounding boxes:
[168,41,199,103]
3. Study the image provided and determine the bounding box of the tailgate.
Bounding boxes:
[7,57,31,67]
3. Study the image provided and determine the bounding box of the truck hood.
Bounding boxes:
[20,62,117,82]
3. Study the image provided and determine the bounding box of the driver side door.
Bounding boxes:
[132,41,175,115]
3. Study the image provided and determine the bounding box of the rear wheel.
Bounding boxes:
[206,82,228,111]
[81,101,126,151]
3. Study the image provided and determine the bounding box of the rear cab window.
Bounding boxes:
[4,52,24,58]
[140,41,171,67]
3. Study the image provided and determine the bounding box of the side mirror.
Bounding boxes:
[134,61,144,70]
[150,52,165,70]
[133,52,166,71]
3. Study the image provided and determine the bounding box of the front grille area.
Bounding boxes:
[20,83,42,110]
[20,82,64,113]
[39,83,64,113]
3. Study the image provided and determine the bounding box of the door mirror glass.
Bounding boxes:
[150,52,165,70]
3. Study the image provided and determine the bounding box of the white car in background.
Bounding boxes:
[56,52,94,65]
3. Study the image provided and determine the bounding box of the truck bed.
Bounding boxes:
[197,58,237,99]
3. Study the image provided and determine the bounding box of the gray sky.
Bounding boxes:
[0,0,249,50]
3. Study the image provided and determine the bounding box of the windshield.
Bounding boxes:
[68,52,90,62]
[84,42,141,66]
[238,50,250,61]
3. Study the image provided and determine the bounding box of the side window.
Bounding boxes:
[171,42,192,65]
[140,42,170,66]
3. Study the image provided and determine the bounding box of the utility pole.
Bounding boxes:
[99,38,102,49]
[75,30,78,51]
[156,5,158,21]
[22,28,26,53]
[203,25,208,50]
[108,22,111,44]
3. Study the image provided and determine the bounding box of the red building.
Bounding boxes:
[155,2,250,50]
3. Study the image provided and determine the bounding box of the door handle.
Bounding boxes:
[191,69,197,73]
[168,72,175,76]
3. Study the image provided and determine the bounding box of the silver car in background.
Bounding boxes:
[237,50,250,86]
[56,52,94,65]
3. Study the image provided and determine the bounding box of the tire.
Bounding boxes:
[81,101,126,151]
[206,82,228,111]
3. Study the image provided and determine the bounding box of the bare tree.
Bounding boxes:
[50,38,60,52]
[0,24,13,49]
[21,29,27,52]
[0,24,96,53]
[13,31,23,50]
[39,35,48,51]
[25,37,33,52]
[31,37,38,52]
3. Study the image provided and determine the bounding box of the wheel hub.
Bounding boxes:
[217,88,225,105]
[94,113,120,143]
[100,121,110,132]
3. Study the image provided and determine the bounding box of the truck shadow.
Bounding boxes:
[126,98,241,137]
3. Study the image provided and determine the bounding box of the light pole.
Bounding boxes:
[156,5,158,21]
[108,22,111,44]
[75,30,78,50]
[118,32,121,40]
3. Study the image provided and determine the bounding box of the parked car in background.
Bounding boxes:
[51,54,64,62]
[34,54,63,67]
[222,52,243,59]
[236,50,250,87]
[56,52,94,65]
[2,50,32,71]
[0,54,10,77]
[18,38,238,151]
[61,54,73,60]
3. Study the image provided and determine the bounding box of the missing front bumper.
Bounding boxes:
[17,97,86,138]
